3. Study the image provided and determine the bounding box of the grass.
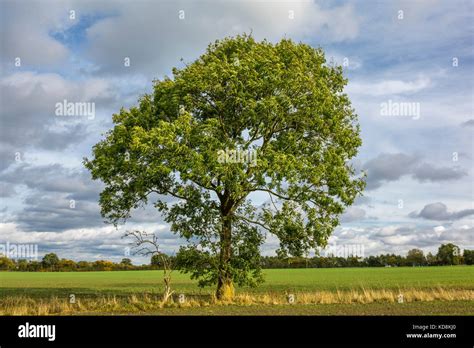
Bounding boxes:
[0,266,473,315]
[2,293,474,315]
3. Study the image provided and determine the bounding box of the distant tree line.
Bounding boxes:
[0,243,472,271]
[262,244,472,268]
[0,254,148,272]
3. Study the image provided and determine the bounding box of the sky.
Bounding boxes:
[0,0,473,264]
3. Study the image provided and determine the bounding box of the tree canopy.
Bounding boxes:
[437,243,461,265]
[85,34,365,299]
[42,253,59,271]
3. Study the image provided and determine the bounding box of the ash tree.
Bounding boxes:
[85,35,365,300]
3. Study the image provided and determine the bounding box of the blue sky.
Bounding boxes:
[0,0,473,263]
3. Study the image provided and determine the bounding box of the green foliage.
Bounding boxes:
[92,260,115,271]
[150,254,161,267]
[437,243,461,265]
[42,253,59,270]
[464,250,474,265]
[150,252,172,269]
[84,34,365,291]
[120,258,132,266]
[0,256,15,270]
[406,248,425,266]
[425,252,437,266]
[58,259,77,271]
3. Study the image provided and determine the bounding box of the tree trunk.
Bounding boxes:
[216,214,234,300]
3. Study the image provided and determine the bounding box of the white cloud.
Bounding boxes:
[332,223,474,256]
[0,222,176,262]
[347,76,431,96]
[341,206,366,223]
[0,1,74,68]
[83,1,360,75]
[0,71,117,170]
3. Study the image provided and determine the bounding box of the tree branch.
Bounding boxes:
[234,214,271,231]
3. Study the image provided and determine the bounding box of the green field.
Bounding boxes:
[1,266,473,295]
[1,266,473,315]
